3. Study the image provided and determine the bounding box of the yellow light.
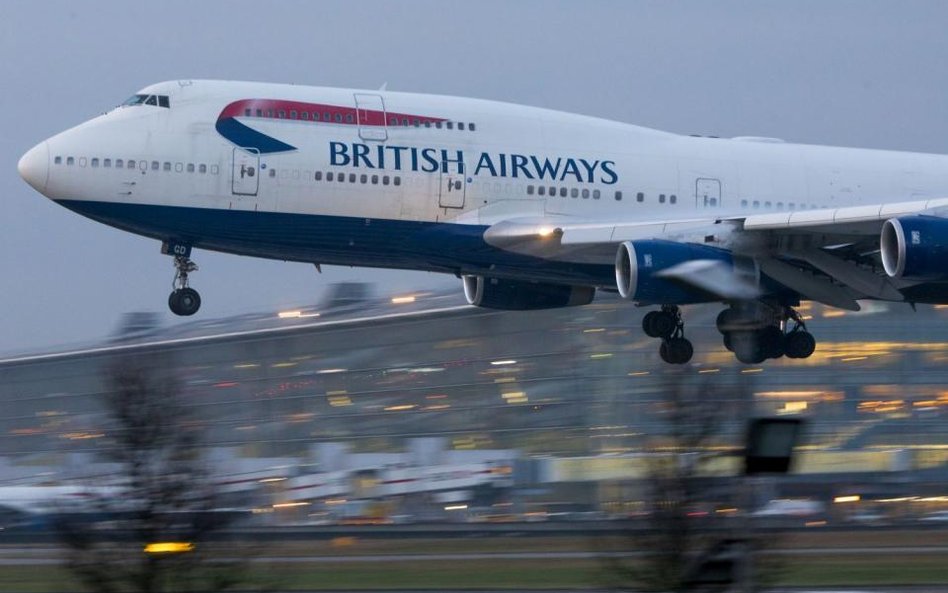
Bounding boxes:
[383,404,417,411]
[391,295,416,304]
[589,353,613,359]
[273,502,311,509]
[698,368,720,374]
[445,504,468,511]
[491,360,517,366]
[259,477,286,483]
[234,363,259,369]
[583,328,606,333]
[271,361,297,368]
[741,368,764,374]
[144,542,194,554]
[840,356,868,362]
[277,310,319,319]
[628,371,650,377]
[537,226,558,237]
[834,495,861,503]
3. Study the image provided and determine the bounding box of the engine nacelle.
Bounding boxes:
[615,240,734,303]
[881,216,948,279]
[462,276,595,310]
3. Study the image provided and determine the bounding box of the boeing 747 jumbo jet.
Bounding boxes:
[18,80,948,364]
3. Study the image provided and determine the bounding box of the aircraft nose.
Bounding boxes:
[18,141,49,194]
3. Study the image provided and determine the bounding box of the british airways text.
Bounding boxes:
[329,141,618,185]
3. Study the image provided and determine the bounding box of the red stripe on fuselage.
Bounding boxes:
[218,99,447,127]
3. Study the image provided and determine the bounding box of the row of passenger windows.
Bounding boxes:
[243,107,475,131]
[53,156,219,175]
[307,170,402,186]
[740,199,818,210]
[525,185,681,204]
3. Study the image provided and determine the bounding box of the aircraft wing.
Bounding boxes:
[482,197,948,305]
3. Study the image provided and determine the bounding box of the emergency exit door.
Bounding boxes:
[232,147,259,196]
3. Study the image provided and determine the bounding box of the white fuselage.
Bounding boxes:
[19,79,948,288]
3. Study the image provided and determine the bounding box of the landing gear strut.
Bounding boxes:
[168,254,201,316]
[643,305,693,365]
[718,303,815,364]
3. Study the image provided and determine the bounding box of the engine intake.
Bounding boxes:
[881,216,948,279]
[615,240,734,304]
[462,276,595,310]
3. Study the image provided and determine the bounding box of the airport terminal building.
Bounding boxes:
[2,285,947,524]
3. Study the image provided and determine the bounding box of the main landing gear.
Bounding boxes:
[167,252,201,316]
[642,305,694,365]
[717,304,816,364]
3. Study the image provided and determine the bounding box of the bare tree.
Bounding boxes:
[55,355,263,592]
[603,370,758,592]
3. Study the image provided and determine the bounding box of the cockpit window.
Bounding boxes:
[121,94,171,108]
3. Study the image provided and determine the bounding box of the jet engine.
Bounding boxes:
[615,240,734,303]
[462,276,595,310]
[881,216,948,279]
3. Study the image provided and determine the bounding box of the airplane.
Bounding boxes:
[17,80,948,365]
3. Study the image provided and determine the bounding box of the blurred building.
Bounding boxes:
[1,284,948,524]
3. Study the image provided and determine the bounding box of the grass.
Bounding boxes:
[1,555,947,591]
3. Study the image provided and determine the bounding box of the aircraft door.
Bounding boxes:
[232,147,260,196]
[439,162,466,209]
[354,93,387,142]
[696,178,721,208]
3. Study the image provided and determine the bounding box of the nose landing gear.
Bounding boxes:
[163,242,201,316]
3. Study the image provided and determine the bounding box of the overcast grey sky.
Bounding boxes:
[2,0,948,354]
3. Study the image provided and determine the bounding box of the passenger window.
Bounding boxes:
[187,163,194,173]
[335,114,343,123]
[127,159,136,169]
[337,173,344,182]
[290,110,297,119]
[175,163,183,172]
[469,123,476,131]
[256,109,262,117]
[79,157,87,167]
[788,203,795,210]
[548,186,555,195]
[593,189,600,200]
[538,186,545,196]
[636,192,644,202]
[446,122,454,130]
[582,188,589,199]
[199,164,206,173]
[104,158,112,168]
[267,110,273,118]
[394,176,401,186]
[458,122,465,131]
[347,114,354,123]
[435,121,443,129]
[571,188,578,198]
[324,112,331,121]
[158,96,169,108]
[777,202,784,210]
[383,175,390,185]
[54,156,62,165]
[349,173,356,182]
[244,109,251,117]
[327,172,334,181]
[709,198,717,206]
[211,165,219,174]
[765,201,772,208]
[150,161,158,170]
[659,194,666,203]
[753,200,760,208]
[360,174,368,183]
[556,187,564,197]
[67,157,74,165]
[372,174,379,184]
[527,185,534,195]
[116,159,123,168]
[741,200,748,207]
[389,117,397,125]
[401,118,409,126]
[91,158,99,167]
[301,112,308,120]
[269,169,276,178]
[615,191,622,201]
[670,194,677,204]
[163,162,171,171]
[315,171,322,181]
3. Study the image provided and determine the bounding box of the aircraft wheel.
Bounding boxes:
[732,331,765,364]
[169,287,201,316]
[784,331,816,359]
[659,337,693,364]
[643,311,676,339]
[760,327,786,359]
